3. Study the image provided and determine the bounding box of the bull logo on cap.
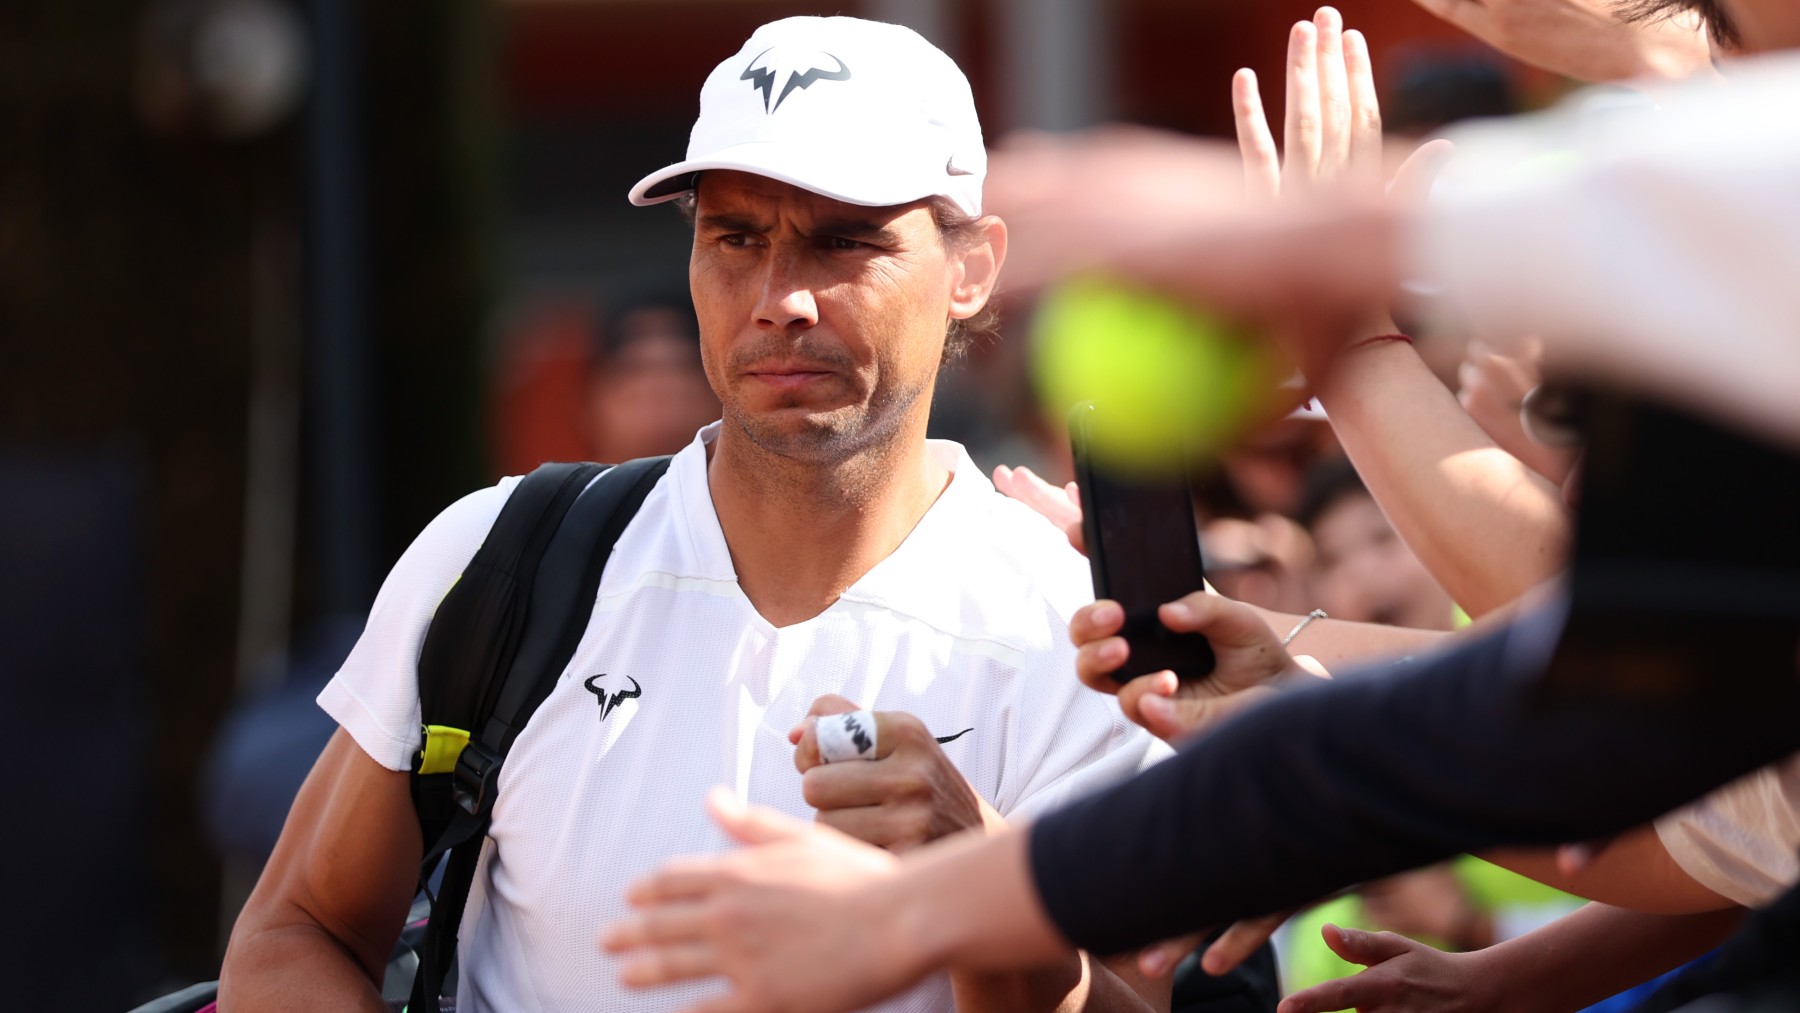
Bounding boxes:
[739,47,852,113]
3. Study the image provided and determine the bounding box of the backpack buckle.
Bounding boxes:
[452,741,502,816]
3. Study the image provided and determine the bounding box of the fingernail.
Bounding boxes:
[1094,600,1122,625]
[1141,949,1172,977]
[1101,639,1128,664]
[1163,599,1195,623]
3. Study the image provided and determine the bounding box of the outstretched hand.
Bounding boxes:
[603,789,917,1013]
[1277,924,1494,1013]
[1232,7,1454,377]
[993,464,1084,554]
[1238,9,1455,208]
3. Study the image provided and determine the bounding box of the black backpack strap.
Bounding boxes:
[411,462,603,847]
[409,455,672,1013]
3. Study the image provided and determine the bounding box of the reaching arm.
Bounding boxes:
[1279,903,1742,1013]
[1317,339,1571,617]
[985,63,1800,455]
[1465,903,1741,1012]
[606,602,1800,1011]
[606,794,1071,1013]
[1243,603,1450,669]
[219,728,422,1011]
[1484,824,1736,914]
[1030,605,1800,957]
[1231,10,1570,619]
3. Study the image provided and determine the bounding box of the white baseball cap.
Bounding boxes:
[628,16,987,216]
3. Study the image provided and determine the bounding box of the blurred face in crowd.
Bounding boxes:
[688,170,1000,464]
[1222,419,1336,516]
[1309,489,1457,631]
[583,306,720,462]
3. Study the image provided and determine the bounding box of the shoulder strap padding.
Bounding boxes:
[407,455,670,1013]
[415,462,605,736]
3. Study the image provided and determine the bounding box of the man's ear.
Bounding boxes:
[948,216,1008,321]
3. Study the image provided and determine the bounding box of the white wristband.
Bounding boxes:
[816,710,879,763]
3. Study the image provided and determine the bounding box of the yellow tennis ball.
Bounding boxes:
[1032,276,1276,471]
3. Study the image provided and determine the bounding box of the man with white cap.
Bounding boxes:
[220,16,1180,1012]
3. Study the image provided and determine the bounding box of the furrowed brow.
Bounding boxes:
[696,212,770,235]
[811,216,906,246]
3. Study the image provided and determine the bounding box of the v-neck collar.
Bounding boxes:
[667,422,991,632]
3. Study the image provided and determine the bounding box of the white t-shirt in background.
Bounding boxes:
[1656,752,1800,908]
[320,423,1165,1012]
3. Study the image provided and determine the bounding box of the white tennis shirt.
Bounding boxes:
[320,423,1165,1011]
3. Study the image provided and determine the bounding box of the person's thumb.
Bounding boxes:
[1201,910,1288,975]
[1387,138,1455,208]
[1137,692,1209,742]
[1291,654,1332,680]
[1320,922,1411,966]
[707,786,806,846]
[1140,687,1269,742]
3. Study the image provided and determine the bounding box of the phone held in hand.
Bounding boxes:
[1069,402,1217,684]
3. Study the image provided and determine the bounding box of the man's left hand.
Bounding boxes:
[791,694,1002,852]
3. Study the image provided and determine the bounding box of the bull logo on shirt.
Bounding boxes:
[583,673,641,723]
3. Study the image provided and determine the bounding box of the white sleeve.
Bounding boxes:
[1654,752,1800,908]
[316,478,520,771]
[998,601,1174,825]
[1417,54,1800,451]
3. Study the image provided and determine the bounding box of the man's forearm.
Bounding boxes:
[218,920,391,1013]
[1482,824,1735,914]
[1318,338,1570,618]
[1477,903,1742,1013]
[949,803,1165,1012]
[1028,609,1800,956]
[1245,604,1450,670]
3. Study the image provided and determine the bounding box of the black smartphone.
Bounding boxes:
[1069,402,1217,684]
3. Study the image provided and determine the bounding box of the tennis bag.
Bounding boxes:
[407,456,670,1013]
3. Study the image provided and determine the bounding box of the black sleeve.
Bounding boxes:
[1028,606,1800,956]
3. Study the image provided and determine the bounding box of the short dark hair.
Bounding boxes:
[672,187,999,366]
[927,197,1000,364]
[1614,0,1737,48]
[1296,457,1370,534]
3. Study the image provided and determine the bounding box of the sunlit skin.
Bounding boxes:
[690,171,997,499]
[1724,0,1800,51]
[685,170,1005,630]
